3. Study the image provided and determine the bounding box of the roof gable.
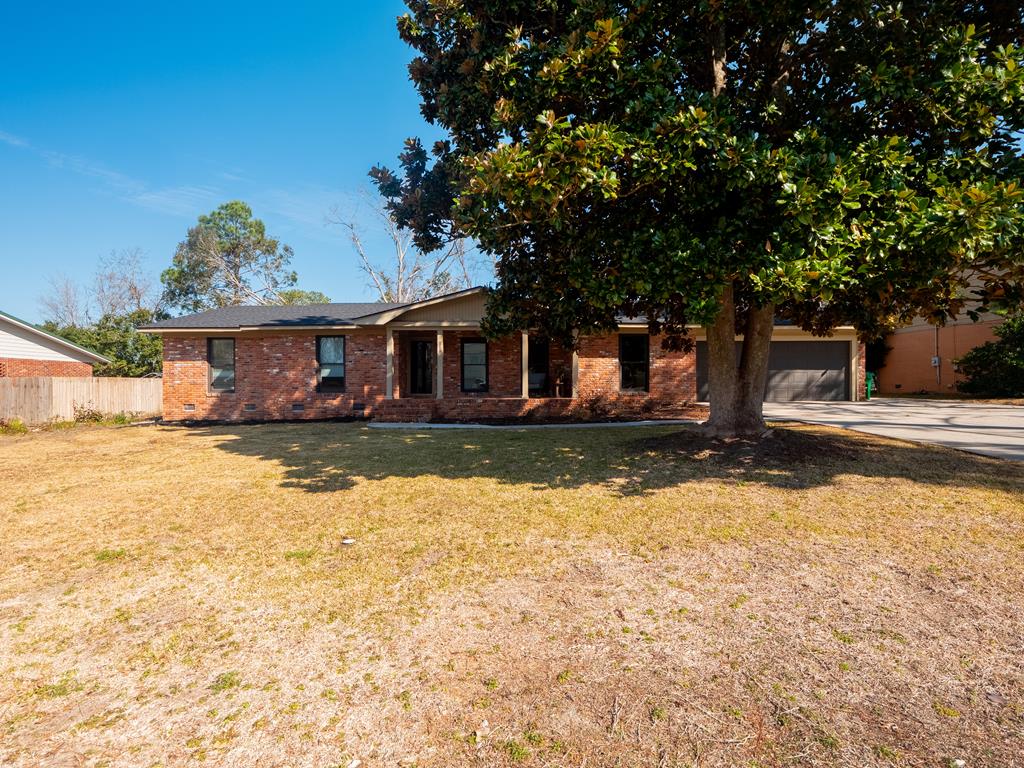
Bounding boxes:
[0,311,109,364]
[351,287,486,325]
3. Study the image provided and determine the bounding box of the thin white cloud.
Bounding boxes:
[252,185,359,243]
[0,126,362,241]
[0,130,30,148]
[39,149,147,195]
[0,125,223,217]
[132,185,223,216]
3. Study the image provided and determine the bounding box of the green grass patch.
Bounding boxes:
[503,739,529,762]
[932,700,961,718]
[94,548,127,563]
[210,671,242,693]
[34,672,81,699]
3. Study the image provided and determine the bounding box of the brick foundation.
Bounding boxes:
[373,397,704,423]
[0,358,94,377]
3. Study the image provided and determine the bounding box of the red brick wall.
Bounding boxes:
[576,333,696,411]
[392,331,527,399]
[857,341,867,400]
[160,330,697,423]
[161,332,388,421]
[0,358,93,377]
[442,330,521,397]
[377,331,697,422]
[877,322,999,394]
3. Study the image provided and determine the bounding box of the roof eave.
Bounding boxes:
[140,323,363,334]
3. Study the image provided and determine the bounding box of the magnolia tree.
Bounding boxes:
[375,1,1024,436]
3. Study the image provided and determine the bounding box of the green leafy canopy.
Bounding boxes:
[376,1,1024,348]
[43,309,164,378]
[160,201,298,313]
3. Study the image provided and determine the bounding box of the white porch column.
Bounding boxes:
[520,331,529,399]
[385,327,394,399]
[571,351,580,398]
[435,330,444,399]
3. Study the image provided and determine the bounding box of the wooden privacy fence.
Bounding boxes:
[0,377,163,424]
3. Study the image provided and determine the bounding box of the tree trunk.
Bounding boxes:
[702,281,775,437]
[700,24,775,437]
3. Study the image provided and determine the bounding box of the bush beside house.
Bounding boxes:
[957,314,1024,397]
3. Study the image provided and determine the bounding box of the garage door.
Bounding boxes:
[696,341,850,401]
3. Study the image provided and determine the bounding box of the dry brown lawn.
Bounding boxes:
[0,420,1022,768]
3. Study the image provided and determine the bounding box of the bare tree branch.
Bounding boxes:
[94,248,162,317]
[39,274,86,327]
[328,194,481,303]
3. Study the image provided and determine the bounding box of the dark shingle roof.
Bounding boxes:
[141,302,405,330]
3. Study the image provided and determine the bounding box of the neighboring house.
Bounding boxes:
[141,287,865,423]
[877,312,1003,395]
[0,310,108,377]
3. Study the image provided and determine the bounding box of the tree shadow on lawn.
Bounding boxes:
[188,420,1024,497]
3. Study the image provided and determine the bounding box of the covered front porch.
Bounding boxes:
[383,328,578,401]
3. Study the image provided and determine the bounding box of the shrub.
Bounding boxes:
[71,404,137,426]
[0,418,29,435]
[72,402,105,423]
[956,314,1024,397]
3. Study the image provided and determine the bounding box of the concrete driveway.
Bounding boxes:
[763,398,1024,462]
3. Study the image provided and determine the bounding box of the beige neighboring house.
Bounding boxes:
[877,310,1003,395]
[0,310,108,378]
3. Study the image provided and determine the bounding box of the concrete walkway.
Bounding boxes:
[764,399,1024,462]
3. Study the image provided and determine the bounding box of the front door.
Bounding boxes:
[528,337,550,397]
[409,339,434,395]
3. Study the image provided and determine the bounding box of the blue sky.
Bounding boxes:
[0,1,448,322]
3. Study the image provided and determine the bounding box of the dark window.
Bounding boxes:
[208,338,235,391]
[461,339,488,392]
[619,334,649,391]
[317,336,346,391]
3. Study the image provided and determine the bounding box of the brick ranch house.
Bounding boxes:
[141,287,865,423]
[0,310,108,377]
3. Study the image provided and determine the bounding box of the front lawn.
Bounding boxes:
[0,422,1021,767]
